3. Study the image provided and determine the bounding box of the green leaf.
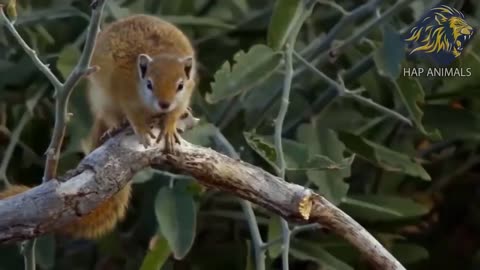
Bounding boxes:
[244,132,352,173]
[374,24,405,79]
[319,238,360,265]
[56,45,80,80]
[132,168,155,184]
[393,76,441,139]
[267,215,282,259]
[241,72,284,128]
[243,131,279,172]
[391,243,429,265]
[139,234,171,270]
[435,46,480,94]
[423,104,480,141]
[182,122,216,147]
[227,0,249,18]
[290,239,354,270]
[5,0,16,21]
[207,44,283,103]
[337,131,430,180]
[35,234,55,270]
[297,123,350,205]
[340,195,429,222]
[302,155,355,171]
[34,25,55,45]
[267,0,305,50]
[155,185,197,260]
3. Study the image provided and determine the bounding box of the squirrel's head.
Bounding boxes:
[136,53,194,113]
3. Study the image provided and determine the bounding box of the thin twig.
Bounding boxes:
[344,93,412,125]
[311,0,416,65]
[241,200,266,270]
[0,86,47,186]
[1,1,107,181]
[43,0,107,181]
[291,223,322,235]
[0,9,62,90]
[249,0,401,131]
[21,240,36,270]
[275,39,296,270]
[2,3,107,270]
[293,51,343,93]
[284,54,375,133]
[302,0,382,57]
[271,3,319,268]
[316,0,350,15]
[292,50,412,125]
[263,223,322,249]
[0,127,43,166]
[214,129,266,270]
[432,153,480,192]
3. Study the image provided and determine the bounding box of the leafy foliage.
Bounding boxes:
[1,0,480,269]
[207,44,282,103]
[155,183,197,260]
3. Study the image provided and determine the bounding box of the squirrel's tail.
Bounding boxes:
[0,184,131,239]
[0,118,132,239]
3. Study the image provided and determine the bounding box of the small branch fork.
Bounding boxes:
[0,124,405,270]
[0,0,107,182]
[1,2,107,269]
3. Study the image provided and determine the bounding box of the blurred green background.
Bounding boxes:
[2,0,480,269]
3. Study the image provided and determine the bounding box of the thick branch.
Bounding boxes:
[0,126,405,269]
[310,196,405,269]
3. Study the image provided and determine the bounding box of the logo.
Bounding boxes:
[403,5,475,67]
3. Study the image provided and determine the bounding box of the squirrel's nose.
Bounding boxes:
[158,101,171,110]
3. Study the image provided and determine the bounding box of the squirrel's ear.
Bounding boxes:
[181,56,194,79]
[137,54,152,78]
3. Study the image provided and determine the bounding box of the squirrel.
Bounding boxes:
[0,14,197,239]
[87,14,197,152]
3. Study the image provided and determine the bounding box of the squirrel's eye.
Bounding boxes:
[146,80,153,91]
[177,81,184,92]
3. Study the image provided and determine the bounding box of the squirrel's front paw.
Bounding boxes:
[157,128,180,153]
[165,131,181,153]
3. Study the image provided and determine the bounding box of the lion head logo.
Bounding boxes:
[404,5,475,66]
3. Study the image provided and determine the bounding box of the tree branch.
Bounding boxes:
[43,0,106,181]
[1,0,107,182]
[0,124,405,270]
[292,50,412,126]
[0,9,62,90]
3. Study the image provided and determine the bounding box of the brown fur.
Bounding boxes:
[87,14,196,150]
[0,15,197,239]
[0,184,131,239]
